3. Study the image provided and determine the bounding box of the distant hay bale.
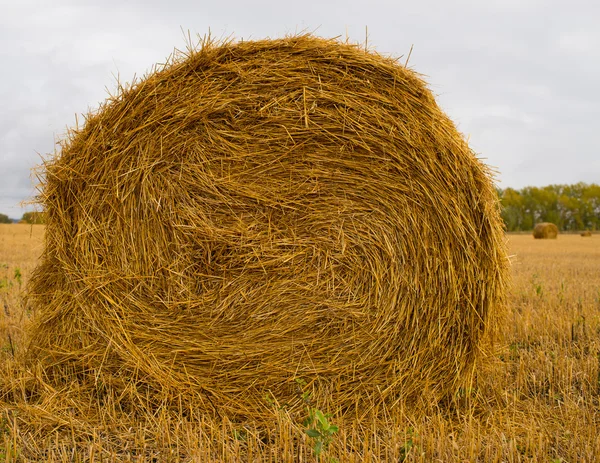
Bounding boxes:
[27,35,508,418]
[533,222,559,239]
[581,230,592,237]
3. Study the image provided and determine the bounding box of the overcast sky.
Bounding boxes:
[1,0,598,218]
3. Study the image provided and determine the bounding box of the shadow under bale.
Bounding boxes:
[27,35,508,419]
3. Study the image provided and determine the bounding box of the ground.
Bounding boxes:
[0,224,599,461]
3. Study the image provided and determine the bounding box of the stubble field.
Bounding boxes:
[0,224,599,461]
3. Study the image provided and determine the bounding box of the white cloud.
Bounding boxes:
[558,30,597,54]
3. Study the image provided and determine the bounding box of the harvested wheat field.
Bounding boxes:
[1,228,599,461]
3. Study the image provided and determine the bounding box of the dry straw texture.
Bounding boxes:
[581,230,592,237]
[533,222,559,239]
[27,35,508,419]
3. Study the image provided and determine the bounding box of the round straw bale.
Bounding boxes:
[28,35,508,418]
[581,230,592,237]
[533,222,559,239]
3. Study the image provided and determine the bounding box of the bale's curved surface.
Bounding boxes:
[28,35,508,418]
[533,222,559,239]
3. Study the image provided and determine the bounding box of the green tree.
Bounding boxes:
[500,188,525,231]
[0,213,11,224]
[582,183,600,230]
[558,193,582,231]
[21,211,46,224]
[498,183,600,232]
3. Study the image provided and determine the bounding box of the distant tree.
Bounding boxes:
[0,213,11,224]
[21,211,46,224]
[582,183,600,229]
[498,183,600,231]
[500,188,525,231]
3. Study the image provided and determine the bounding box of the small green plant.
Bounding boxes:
[0,415,9,435]
[303,407,338,462]
[13,268,22,286]
[531,273,543,297]
[295,378,338,462]
[294,377,311,404]
[264,391,291,411]
[0,443,19,462]
[0,416,19,461]
[232,428,247,442]
[558,280,566,303]
[264,392,274,406]
[399,427,415,462]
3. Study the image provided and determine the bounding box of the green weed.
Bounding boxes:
[303,407,338,462]
[13,268,21,286]
[399,427,415,462]
[294,378,338,462]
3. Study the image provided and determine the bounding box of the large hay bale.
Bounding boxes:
[28,35,508,418]
[533,222,559,239]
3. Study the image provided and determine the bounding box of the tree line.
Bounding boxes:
[498,183,600,232]
[0,211,46,224]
